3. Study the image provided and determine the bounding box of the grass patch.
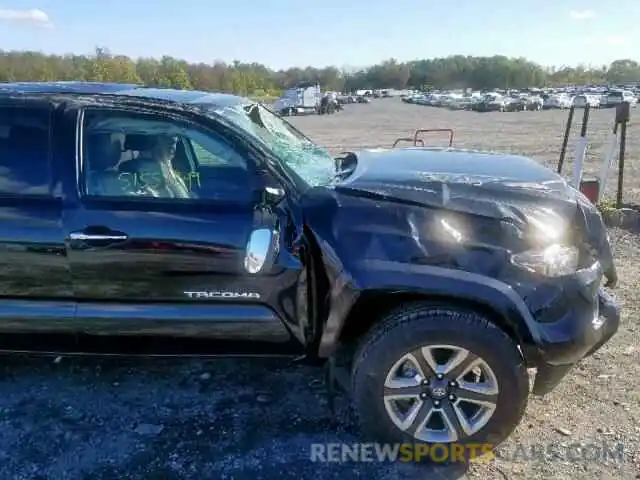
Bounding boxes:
[597,198,619,214]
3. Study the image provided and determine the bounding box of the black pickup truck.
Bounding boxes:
[0,82,620,453]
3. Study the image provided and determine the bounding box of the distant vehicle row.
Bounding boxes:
[403,89,639,112]
[337,95,371,105]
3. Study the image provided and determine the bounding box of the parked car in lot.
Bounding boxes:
[473,93,508,112]
[573,94,601,108]
[504,96,527,112]
[543,93,573,109]
[0,82,620,455]
[337,95,357,105]
[524,95,544,111]
[420,94,438,106]
[499,95,538,112]
[446,96,480,110]
[603,89,637,108]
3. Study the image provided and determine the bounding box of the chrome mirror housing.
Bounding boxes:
[244,228,277,274]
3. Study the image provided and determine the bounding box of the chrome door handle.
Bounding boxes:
[69,233,128,241]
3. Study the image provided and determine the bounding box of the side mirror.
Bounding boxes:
[251,185,285,206]
[252,168,286,205]
[244,228,276,274]
[263,186,285,204]
[334,152,357,178]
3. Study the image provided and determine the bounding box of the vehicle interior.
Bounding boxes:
[83,129,254,202]
[120,133,195,180]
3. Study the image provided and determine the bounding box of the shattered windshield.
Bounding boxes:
[211,103,337,187]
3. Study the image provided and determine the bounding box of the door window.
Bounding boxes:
[0,105,52,196]
[80,109,253,203]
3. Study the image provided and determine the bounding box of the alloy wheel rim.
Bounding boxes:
[383,344,500,443]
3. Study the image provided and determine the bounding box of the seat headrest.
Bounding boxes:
[85,133,122,170]
[86,133,112,148]
[124,134,156,151]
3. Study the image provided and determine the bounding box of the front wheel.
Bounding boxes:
[351,303,529,458]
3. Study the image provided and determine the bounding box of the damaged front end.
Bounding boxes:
[319,148,620,395]
[519,193,620,394]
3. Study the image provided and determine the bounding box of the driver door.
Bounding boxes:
[62,105,307,350]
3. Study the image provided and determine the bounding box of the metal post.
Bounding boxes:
[558,106,575,174]
[617,120,627,208]
[615,102,631,208]
[580,104,590,138]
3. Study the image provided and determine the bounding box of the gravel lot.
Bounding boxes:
[1,100,638,480]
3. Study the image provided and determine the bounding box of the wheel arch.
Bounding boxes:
[337,290,528,356]
[316,262,544,363]
[309,242,542,364]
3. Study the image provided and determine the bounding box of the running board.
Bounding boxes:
[0,333,304,358]
[0,349,299,359]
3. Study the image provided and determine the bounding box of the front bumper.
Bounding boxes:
[529,287,620,395]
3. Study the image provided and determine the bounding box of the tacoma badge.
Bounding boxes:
[184,291,261,299]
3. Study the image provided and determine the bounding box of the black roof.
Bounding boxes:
[0,81,249,108]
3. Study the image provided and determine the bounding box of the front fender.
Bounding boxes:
[317,258,542,358]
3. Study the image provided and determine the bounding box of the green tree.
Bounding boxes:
[606,59,640,85]
[1,48,638,96]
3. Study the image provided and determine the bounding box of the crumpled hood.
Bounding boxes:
[333,147,616,284]
[335,148,581,218]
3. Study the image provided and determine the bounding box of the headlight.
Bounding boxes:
[511,244,579,277]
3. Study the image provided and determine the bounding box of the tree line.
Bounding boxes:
[1,48,639,98]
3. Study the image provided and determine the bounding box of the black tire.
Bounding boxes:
[351,302,529,457]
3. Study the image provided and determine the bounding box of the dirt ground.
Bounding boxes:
[1,100,638,480]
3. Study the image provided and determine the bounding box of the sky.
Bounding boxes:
[0,1,638,70]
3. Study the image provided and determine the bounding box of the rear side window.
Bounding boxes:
[0,106,51,196]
